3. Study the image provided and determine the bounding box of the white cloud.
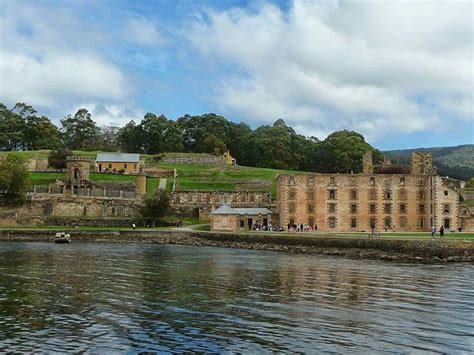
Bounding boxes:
[0,51,125,107]
[187,0,473,141]
[124,18,164,47]
[69,103,144,127]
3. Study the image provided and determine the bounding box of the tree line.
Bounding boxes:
[0,102,382,173]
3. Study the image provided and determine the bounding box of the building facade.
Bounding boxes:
[96,153,141,174]
[277,152,460,232]
[210,205,272,231]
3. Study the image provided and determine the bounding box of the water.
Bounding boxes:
[0,242,472,353]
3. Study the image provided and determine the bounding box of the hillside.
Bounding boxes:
[384,144,474,181]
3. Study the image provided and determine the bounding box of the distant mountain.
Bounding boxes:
[383,144,474,181]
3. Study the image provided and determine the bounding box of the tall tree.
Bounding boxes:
[61,109,100,150]
[0,154,30,204]
[0,103,25,151]
[117,121,144,153]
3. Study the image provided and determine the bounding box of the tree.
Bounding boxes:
[0,154,30,204]
[22,115,61,150]
[139,191,170,227]
[162,121,185,152]
[98,125,120,151]
[61,109,100,150]
[0,103,25,151]
[202,133,226,155]
[48,148,73,169]
[117,121,144,153]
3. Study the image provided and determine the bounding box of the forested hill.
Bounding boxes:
[384,144,474,181]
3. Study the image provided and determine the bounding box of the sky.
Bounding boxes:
[0,0,472,150]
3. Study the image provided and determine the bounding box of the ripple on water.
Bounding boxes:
[0,242,472,353]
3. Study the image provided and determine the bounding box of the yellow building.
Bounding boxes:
[96,153,141,174]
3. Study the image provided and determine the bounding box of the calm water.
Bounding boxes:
[0,242,472,353]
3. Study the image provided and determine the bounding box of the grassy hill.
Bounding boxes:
[384,144,474,181]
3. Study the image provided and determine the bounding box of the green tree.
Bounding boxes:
[48,148,73,169]
[0,154,30,204]
[162,121,185,152]
[22,115,61,150]
[0,103,25,151]
[117,121,144,153]
[141,113,168,154]
[139,191,170,227]
[61,109,100,150]
[98,125,120,151]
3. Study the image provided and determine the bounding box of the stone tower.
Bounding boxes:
[66,156,91,187]
[362,150,373,174]
[411,152,433,175]
[136,172,147,195]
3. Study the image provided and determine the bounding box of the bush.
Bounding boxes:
[48,148,73,169]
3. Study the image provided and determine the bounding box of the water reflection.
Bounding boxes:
[0,243,472,352]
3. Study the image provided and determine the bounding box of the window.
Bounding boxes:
[384,191,392,200]
[419,190,425,200]
[370,217,376,229]
[307,189,315,200]
[400,176,405,186]
[444,219,450,229]
[289,203,295,213]
[419,204,425,214]
[240,220,245,228]
[108,163,112,169]
[308,204,314,213]
[289,189,296,199]
[384,203,391,214]
[351,218,357,228]
[289,217,295,225]
[329,176,336,185]
[369,189,377,200]
[370,176,376,186]
[443,204,450,213]
[369,204,376,214]
[420,218,425,228]
[444,190,448,196]
[384,217,391,228]
[329,203,336,213]
[400,204,406,213]
[308,217,314,227]
[134,163,137,170]
[124,163,128,169]
[419,178,425,187]
[329,189,336,199]
[289,176,295,185]
[328,217,336,229]
[350,190,357,200]
[350,204,357,213]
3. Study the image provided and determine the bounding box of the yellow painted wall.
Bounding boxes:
[97,161,139,174]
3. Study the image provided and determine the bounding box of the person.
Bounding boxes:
[430,225,436,238]
[440,224,445,238]
[132,223,136,231]
[287,223,290,231]
[370,224,375,238]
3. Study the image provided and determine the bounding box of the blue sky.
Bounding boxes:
[0,0,472,150]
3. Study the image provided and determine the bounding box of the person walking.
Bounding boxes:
[430,225,436,239]
[440,224,445,238]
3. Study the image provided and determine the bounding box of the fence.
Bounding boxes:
[28,185,139,200]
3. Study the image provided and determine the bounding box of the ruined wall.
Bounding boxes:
[171,190,273,220]
[411,152,434,175]
[161,153,225,166]
[276,172,458,232]
[459,204,474,232]
[431,176,459,231]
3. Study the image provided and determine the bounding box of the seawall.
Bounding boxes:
[0,230,472,263]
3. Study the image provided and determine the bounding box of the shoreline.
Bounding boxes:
[0,229,472,263]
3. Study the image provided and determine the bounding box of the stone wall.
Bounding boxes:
[161,153,225,166]
[459,204,474,232]
[171,190,274,220]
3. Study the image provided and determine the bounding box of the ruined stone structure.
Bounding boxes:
[66,156,91,187]
[459,204,474,232]
[171,190,273,220]
[161,153,225,166]
[277,153,460,232]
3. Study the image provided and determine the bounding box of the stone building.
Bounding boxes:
[210,204,272,231]
[277,152,461,232]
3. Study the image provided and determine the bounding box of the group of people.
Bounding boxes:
[287,223,318,232]
[430,225,445,238]
[252,223,284,232]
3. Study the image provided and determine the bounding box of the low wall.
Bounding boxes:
[0,230,472,263]
[161,153,225,166]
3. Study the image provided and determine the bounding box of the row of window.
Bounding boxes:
[289,188,430,201]
[288,216,451,229]
[290,176,429,187]
[289,203,451,214]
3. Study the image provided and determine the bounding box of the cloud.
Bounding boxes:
[123,18,164,47]
[187,0,473,141]
[69,103,144,127]
[0,51,125,107]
